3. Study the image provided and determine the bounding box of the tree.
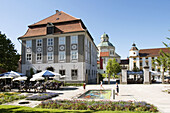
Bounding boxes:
[162,37,170,73]
[152,53,168,84]
[0,32,20,72]
[133,64,140,72]
[152,37,170,84]
[106,58,121,84]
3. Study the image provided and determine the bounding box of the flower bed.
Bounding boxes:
[37,100,158,112]
[26,92,58,101]
[0,92,26,104]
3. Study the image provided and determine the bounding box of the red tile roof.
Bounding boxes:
[100,52,109,57]
[139,48,170,57]
[19,11,85,38]
[29,10,79,26]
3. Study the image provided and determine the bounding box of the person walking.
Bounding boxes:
[100,81,104,89]
[116,82,119,96]
[83,83,86,90]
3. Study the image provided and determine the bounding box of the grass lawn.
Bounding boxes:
[0,105,153,113]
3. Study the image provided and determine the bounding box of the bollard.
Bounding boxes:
[83,83,86,90]
[112,89,115,99]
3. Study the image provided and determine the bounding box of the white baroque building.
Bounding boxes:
[129,43,170,75]
[97,33,120,73]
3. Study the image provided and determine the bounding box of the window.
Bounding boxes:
[47,52,53,61]
[59,51,65,61]
[59,70,65,76]
[134,62,136,67]
[146,62,148,66]
[134,58,136,60]
[71,69,78,80]
[146,57,148,60]
[71,51,78,60]
[140,62,142,66]
[47,26,54,34]
[110,50,114,55]
[71,36,78,44]
[59,37,65,45]
[48,38,53,46]
[37,39,42,47]
[26,40,32,48]
[26,54,31,61]
[140,57,142,60]
[37,53,42,61]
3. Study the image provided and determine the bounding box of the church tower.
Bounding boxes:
[97,33,120,73]
[129,43,139,57]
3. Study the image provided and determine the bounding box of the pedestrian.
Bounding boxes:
[83,83,86,90]
[116,82,119,96]
[100,81,104,89]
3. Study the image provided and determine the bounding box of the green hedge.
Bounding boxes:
[64,83,84,86]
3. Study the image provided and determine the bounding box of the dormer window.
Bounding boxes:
[47,23,54,34]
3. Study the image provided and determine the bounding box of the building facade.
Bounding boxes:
[18,10,98,83]
[129,43,170,74]
[97,33,120,73]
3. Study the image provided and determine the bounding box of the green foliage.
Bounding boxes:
[112,58,121,75]
[0,92,26,104]
[0,105,152,113]
[152,38,170,83]
[114,75,120,79]
[133,64,140,72]
[102,73,107,78]
[64,83,83,86]
[0,32,20,72]
[106,58,121,84]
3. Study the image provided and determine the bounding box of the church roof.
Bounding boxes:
[130,43,138,51]
[97,41,114,47]
[101,33,109,39]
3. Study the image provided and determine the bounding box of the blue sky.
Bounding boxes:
[0,0,170,58]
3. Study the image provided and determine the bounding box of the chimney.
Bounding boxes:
[56,10,59,13]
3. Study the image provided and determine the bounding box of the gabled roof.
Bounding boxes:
[139,48,170,57]
[29,10,80,27]
[19,10,85,38]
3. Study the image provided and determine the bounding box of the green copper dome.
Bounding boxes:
[97,42,114,47]
[101,33,109,39]
[98,32,114,47]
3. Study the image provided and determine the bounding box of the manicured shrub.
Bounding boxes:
[64,83,83,86]
[26,92,58,101]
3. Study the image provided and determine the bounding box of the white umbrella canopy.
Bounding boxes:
[32,70,61,78]
[13,77,27,81]
[30,77,44,81]
[0,71,25,78]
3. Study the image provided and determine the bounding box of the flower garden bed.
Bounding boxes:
[37,100,158,112]
[26,92,58,101]
[0,92,26,104]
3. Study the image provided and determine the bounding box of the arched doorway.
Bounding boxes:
[46,67,54,72]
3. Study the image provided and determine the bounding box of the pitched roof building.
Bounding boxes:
[19,10,98,83]
[129,43,170,72]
